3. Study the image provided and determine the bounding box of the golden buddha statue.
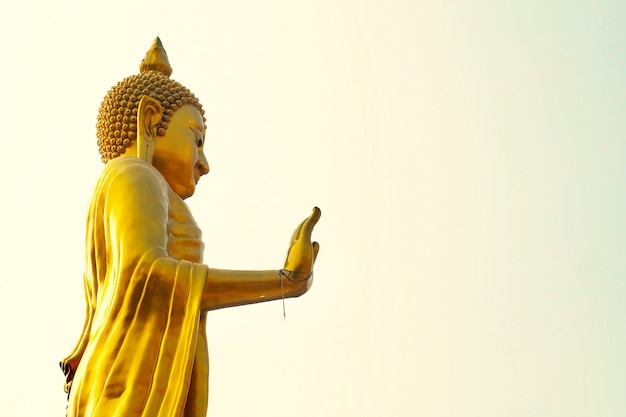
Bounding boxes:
[60,38,320,417]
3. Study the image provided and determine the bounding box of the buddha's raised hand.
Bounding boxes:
[283,207,321,296]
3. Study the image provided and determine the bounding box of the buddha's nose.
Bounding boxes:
[198,151,210,175]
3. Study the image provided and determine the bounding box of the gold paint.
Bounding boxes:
[61,38,320,417]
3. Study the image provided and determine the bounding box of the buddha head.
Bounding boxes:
[96,37,206,164]
[96,38,209,198]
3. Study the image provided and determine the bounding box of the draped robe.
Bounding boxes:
[61,157,210,417]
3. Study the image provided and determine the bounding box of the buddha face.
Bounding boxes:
[152,104,209,199]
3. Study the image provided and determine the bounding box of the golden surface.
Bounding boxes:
[61,38,320,417]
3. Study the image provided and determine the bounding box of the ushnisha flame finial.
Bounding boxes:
[139,37,173,77]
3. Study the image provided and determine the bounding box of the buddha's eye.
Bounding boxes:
[191,128,204,147]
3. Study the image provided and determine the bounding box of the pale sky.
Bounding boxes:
[1,1,625,416]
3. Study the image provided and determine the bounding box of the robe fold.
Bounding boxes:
[61,157,210,417]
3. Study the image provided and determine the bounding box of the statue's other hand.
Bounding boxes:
[283,207,321,295]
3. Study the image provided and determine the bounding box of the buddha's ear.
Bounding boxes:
[136,96,163,162]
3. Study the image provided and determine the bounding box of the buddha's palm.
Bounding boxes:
[284,207,321,292]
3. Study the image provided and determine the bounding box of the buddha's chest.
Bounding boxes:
[166,192,204,263]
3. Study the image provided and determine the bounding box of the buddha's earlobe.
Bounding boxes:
[137,95,163,163]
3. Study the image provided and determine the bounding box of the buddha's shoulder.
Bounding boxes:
[99,157,167,190]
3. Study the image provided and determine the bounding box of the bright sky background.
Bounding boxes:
[1,1,625,416]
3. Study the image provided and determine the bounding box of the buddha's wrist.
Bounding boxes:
[279,268,313,283]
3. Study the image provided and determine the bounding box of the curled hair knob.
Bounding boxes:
[139,37,173,77]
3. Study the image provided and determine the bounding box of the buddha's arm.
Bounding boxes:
[201,207,320,311]
[200,269,307,311]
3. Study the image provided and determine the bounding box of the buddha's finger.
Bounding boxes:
[291,218,307,242]
[299,207,321,241]
[312,241,320,262]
